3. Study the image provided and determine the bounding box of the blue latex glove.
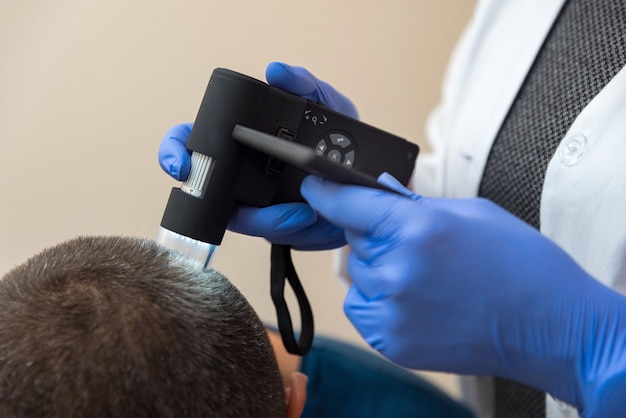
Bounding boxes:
[158,62,357,250]
[300,173,626,418]
[265,62,358,119]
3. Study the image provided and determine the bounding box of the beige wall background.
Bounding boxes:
[1,0,475,399]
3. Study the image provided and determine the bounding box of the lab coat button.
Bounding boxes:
[559,133,587,166]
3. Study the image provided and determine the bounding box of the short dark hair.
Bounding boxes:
[0,236,285,418]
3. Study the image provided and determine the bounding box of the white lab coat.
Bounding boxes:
[338,1,626,417]
[419,0,626,417]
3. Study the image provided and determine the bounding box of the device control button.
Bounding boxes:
[327,150,342,164]
[315,140,328,156]
[330,133,352,148]
[343,151,355,168]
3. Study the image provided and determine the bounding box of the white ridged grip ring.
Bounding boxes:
[181,152,214,197]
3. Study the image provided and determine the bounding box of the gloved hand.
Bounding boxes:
[158,62,357,250]
[300,173,626,418]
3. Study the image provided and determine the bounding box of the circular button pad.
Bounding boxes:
[314,132,356,168]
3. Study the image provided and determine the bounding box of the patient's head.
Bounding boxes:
[0,236,305,418]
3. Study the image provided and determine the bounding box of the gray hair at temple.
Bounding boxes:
[0,236,285,418]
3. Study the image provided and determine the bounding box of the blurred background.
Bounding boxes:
[0,0,475,399]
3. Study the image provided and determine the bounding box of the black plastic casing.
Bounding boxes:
[160,68,418,246]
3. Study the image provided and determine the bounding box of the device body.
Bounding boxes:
[158,68,418,266]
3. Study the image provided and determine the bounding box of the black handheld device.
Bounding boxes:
[160,68,419,248]
[157,68,419,354]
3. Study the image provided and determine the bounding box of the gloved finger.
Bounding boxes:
[346,243,404,300]
[270,220,346,251]
[343,228,394,266]
[228,203,318,237]
[343,284,389,352]
[158,122,193,181]
[228,203,346,250]
[301,175,410,235]
[265,62,359,119]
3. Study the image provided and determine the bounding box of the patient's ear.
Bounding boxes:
[285,372,307,418]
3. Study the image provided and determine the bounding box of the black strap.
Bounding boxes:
[270,244,314,355]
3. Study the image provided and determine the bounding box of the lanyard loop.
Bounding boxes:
[270,244,314,355]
